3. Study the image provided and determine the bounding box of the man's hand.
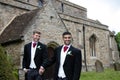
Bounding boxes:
[39,66,45,75]
[23,68,30,73]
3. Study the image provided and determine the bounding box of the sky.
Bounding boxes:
[69,0,120,34]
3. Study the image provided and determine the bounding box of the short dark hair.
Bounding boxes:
[62,32,71,37]
[33,30,41,35]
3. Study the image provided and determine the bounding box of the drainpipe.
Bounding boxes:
[83,24,88,71]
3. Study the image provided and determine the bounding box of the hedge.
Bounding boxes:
[0,45,16,80]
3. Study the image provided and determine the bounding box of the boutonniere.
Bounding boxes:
[67,51,73,56]
[37,45,41,50]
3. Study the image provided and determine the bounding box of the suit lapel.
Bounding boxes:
[67,45,73,53]
[34,42,40,58]
[58,46,63,64]
[28,43,32,58]
[64,46,73,64]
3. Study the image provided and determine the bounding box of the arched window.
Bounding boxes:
[89,34,97,57]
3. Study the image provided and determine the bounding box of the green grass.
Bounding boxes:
[80,69,120,80]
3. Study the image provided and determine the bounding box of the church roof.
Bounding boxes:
[0,9,39,44]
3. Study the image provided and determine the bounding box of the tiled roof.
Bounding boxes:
[0,9,39,44]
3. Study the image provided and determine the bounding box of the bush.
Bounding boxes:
[0,45,16,80]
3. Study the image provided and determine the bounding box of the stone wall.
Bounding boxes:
[22,0,67,45]
[0,0,37,10]
[53,0,87,19]
[62,18,111,69]
[109,34,119,61]
[17,0,38,6]
[85,26,110,65]
[3,42,23,68]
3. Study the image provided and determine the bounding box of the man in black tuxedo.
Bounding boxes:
[22,30,48,80]
[43,32,82,80]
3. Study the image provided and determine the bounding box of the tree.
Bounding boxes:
[115,32,120,56]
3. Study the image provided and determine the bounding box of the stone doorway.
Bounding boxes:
[44,41,59,80]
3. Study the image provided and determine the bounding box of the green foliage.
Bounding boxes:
[80,69,120,80]
[115,32,120,54]
[13,68,19,79]
[0,45,16,80]
[115,32,120,43]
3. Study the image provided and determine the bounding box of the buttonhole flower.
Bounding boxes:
[37,45,41,50]
[67,51,73,56]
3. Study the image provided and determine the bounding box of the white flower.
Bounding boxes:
[37,45,41,49]
[67,51,72,56]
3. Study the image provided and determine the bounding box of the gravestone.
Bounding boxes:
[19,69,25,80]
[95,60,104,72]
[113,62,120,71]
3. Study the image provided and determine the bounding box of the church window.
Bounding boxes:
[89,34,97,57]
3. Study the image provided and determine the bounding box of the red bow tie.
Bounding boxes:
[33,42,36,48]
[64,46,68,52]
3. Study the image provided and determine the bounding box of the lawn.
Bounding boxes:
[80,69,120,80]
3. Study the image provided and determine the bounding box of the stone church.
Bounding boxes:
[0,0,119,80]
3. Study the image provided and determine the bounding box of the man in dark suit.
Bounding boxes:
[22,30,48,80]
[43,32,82,80]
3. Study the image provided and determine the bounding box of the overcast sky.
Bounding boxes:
[69,0,120,34]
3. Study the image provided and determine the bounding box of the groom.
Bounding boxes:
[43,31,82,80]
[22,30,48,80]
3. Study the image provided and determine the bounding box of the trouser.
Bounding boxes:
[57,77,68,80]
[26,69,43,80]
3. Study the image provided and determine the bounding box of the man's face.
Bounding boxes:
[63,34,72,45]
[32,33,40,42]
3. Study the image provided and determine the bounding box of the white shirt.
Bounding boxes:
[58,45,70,78]
[29,42,37,68]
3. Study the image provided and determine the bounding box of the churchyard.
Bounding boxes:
[80,69,120,80]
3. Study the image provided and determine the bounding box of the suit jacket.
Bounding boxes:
[22,42,48,70]
[46,45,82,80]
